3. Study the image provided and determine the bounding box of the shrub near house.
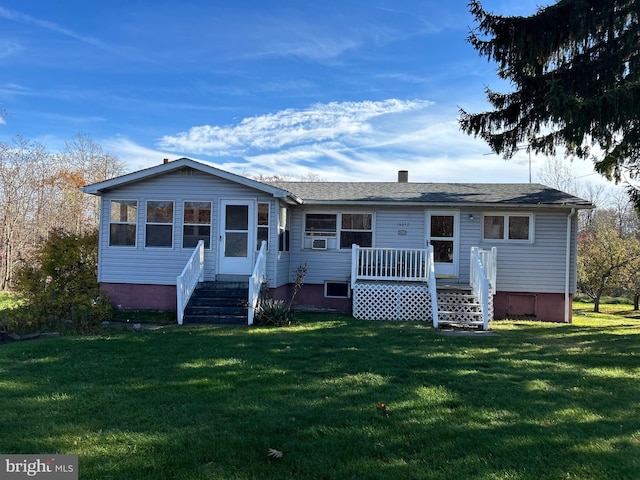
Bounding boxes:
[5,229,112,334]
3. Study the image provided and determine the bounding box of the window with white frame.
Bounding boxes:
[146,200,174,247]
[483,214,533,242]
[304,212,373,249]
[109,200,137,246]
[278,206,290,252]
[257,203,269,250]
[183,201,211,248]
[340,213,372,248]
[305,213,337,237]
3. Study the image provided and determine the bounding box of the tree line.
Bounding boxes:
[1,131,638,313]
[0,133,124,290]
[538,157,640,312]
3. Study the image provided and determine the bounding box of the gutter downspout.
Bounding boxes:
[565,208,576,323]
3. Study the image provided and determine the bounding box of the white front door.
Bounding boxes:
[218,200,255,275]
[427,211,459,278]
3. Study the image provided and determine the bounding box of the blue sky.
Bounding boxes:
[0,0,614,186]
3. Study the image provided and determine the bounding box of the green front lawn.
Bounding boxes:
[0,309,638,479]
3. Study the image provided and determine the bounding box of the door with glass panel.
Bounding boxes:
[218,200,255,275]
[426,211,459,278]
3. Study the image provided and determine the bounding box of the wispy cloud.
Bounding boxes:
[0,6,114,53]
[0,40,22,60]
[159,99,433,155]
[110,97,615,186]
[101,136,174,166]
[154,98,543,183]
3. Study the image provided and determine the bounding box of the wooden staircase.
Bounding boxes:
[437,285,485,329]
[182,281,248,325]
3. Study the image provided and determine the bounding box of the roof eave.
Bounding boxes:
[297,200,594,209]
[81,157,299,202]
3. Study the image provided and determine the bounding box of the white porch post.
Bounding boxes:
[351,244,359,289]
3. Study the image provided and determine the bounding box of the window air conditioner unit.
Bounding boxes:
[311,238,328,250]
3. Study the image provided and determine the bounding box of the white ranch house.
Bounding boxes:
[82,157,593,329]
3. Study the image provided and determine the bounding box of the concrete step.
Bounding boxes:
[184,314,247,325]
[183,281,249,325]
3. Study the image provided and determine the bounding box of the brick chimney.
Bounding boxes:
[163,158,170,164]
[398,170,408,183]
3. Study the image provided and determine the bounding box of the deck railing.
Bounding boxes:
[470,246,497,330]
[351,245,432,286]
[176,240,205,325]
[351,245,438,323]
[248,240,267,325]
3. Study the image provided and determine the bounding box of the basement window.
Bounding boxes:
[325,282,351,298]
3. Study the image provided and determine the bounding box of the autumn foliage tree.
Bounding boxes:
[577,220,640,312]
[0,133,124,290]
[460,0,640,206]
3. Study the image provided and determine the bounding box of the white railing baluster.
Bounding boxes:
[350,246,431,283]
[427,245,438,326]
[470,246,497,330]
[248,240,268,325]
[176,240,205,325]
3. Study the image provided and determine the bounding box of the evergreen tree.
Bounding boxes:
[460,0,640,204]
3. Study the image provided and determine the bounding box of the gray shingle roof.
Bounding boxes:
[268,181,593,208]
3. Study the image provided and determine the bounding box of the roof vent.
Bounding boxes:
[163,158,170,164]
[398,170,408,183]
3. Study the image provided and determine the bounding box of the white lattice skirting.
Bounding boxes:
[353,283,433,321]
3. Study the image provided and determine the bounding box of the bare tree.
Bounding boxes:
[608,189,640,236]
[537,156,579,195]
[0,136,53,289]
[60,133,125,233]
[0,133,125,291]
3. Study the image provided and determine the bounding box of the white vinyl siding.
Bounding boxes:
[479,212,573,293]
[375,210,426,249]
[97,169,579,297]
[290,209,351,284]
[97,169,278,285]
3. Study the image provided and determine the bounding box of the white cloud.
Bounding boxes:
[103,136,182,171]
[159,99,431,156]
[123,98,621,189]
[159,99,433,155]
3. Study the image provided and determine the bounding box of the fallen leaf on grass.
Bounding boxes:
[268,448,283,459]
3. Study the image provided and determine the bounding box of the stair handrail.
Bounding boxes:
[478,246,497,295]
[470,246,493,330]
[176,240,205,325]
[248,240,267,325]
[427,245,439,327]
